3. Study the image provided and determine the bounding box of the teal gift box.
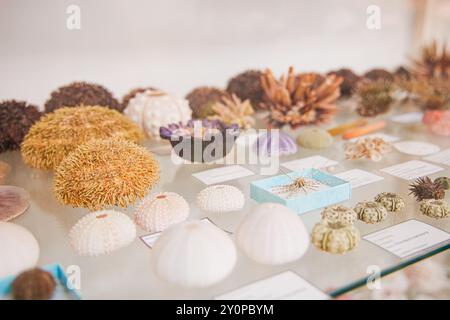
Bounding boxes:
[250,168,351,214]
[0,263,81,300]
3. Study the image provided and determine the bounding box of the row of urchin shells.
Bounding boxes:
[21,106,144,170]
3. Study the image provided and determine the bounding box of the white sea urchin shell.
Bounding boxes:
[124,90,192,139]
[236,203,309,265]
[197,185,244,213]
[134,192,189,232]
[0,222,40,278]
[69,210,136,256]
[151,220,236,287]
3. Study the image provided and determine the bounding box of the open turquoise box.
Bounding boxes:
[0,263,82,300]
[250,168,351,214]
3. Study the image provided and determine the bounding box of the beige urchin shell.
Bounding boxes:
[69,210,136,256]
[0,186,30,222]
[196,185,245,213]
[321,205,357,226]
[134,192,189,232]
[54,138,160,210]
[311,221,360,254]
[21,106,144,170]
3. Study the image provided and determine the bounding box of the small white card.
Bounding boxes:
[390,112,423,124]
[364,219,450,258]
[140,218,230,249]
[380,160,444,180]
[424,149,450,167]
[393,141,440,156]
[334,169,384,189]
[350,133,400,143]
[282,156,338,172]
[192,165,254,185]
[214,271,329,300]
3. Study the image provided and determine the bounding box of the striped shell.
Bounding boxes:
[311,222,360,254]
[236,203,309,265]
[0,222,40,278]
[374,192,405,212]
[151,220,236,287]
[69,210,136,256]
[354,201,388,224]
[321,205,357,226]
[196,185,244,213]
[0,186,30,222]
[124,90,192,139]
[420,199,449,219]
[134,192,189,232]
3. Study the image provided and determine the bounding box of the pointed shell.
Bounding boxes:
[151,220,236,287]
[134,192,189,232]
[69,210,136,256]
[236,203,309,265]
[0,222,40,278]
[124,90,192,139]
[197,185,244,213]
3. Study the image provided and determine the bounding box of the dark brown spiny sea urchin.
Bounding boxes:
[0,100,41,153]
[226,70,265,109]
[409,176,445,202]
[44,82,122,113]
[12,268,56,300]
[327,68,361,97]
[53,138,160,210]
[185,86,229,119]
[21,106,144,170]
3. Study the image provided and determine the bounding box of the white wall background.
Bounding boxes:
[0,0,428,108]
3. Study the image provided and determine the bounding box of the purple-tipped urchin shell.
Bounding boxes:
[254,131,297,157]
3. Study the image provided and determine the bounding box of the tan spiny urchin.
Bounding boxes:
[53,138,160,210]
[208,94,255,129]
[21,106,144,170]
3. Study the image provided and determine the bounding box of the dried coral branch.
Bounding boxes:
[260,67,342,129]
[209,94,255,129]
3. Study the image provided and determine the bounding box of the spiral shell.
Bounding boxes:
[321,205,357,226]
[69,210,136,256]
[197,185,244,213]
[311,221,360,254]
[354,201,388,224]
[374,192,405,212]
[134,192,189,232]
[419,199,449,219]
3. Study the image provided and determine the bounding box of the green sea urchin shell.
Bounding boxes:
[354,201,388,224]
[420,199,449,219]
[374,192,405,212]
[296,128,333,149]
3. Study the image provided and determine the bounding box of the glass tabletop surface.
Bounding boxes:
[1,106,449,299]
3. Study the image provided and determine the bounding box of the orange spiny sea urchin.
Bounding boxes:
[53,138,160,210]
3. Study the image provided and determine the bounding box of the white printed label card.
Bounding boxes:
[282,156,338,172]
[390,112,423,124]
[215,271,329,300]
[424,149,450,167]
[140,218,230,248]
[380,160,443,180]
[334,169,384,189]
[363,219,450,258]
[192,165,254,185]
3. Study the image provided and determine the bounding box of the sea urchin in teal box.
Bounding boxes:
[250,168,351,214]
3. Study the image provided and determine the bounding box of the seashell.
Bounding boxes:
[151,220,236,288]
[374,192,405,212]
[354,201,388,224]
[236,203,309,265]
[311,221,360,254]
[12,268,56,300]
[321,205,357,226]
[0,222,40,278]
[0,186,30,222]
[197,185,244,213]
[296,128,333,149]
[69,210,136,256]
[134,192,189,232]
[419,199,449,219]
[124,89,192,139]
[254,131,297,157]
